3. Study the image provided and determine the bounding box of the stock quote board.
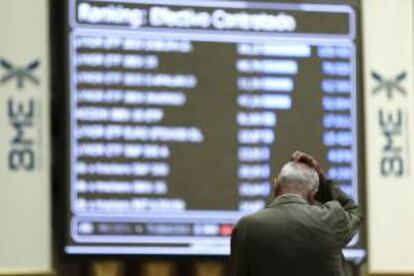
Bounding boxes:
[65,0,364,259]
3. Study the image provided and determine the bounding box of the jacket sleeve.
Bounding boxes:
[230,221,250,276]
[320,177,363,246]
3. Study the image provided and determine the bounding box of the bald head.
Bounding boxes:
[274,162,319,201]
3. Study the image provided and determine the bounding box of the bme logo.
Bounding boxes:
[0,58,41,171]
[371,71,406,99]
[371,70,408,177]
[1,59,40,89]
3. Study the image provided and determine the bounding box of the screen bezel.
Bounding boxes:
[51,0,366,261]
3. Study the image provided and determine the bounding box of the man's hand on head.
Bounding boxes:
[290,151,325,178]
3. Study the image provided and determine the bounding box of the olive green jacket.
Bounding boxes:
[231,185,362,276]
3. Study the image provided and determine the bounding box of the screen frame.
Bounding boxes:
[51,0,366,262]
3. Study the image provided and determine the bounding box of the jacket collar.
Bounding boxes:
[268,193,308,207]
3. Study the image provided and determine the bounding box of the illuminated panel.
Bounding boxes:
[65,0,362,258]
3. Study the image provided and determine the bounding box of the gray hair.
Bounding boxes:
[277,162,319,192]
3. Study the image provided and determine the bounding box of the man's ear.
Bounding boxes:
[273,178,281,197]
[308,189,318,205]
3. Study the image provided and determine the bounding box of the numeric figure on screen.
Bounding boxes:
[230,151,362,276]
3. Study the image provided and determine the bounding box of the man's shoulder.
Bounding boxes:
[236,210,263,224]
[310,200,348,218]
[236,200,346,227]
[235,208,273,228]
[253,201,346,227]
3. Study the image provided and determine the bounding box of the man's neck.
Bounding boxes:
[275,188,307,199]
[275,189,314,204]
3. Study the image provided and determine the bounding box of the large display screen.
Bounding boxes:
[65,0,364,259]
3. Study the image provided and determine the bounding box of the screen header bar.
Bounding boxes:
[71,0,355,39]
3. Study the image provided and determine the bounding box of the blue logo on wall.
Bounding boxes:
[0,58,40,89]
[371,71,407,99]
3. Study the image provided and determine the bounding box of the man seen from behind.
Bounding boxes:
[230,151,363,276]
